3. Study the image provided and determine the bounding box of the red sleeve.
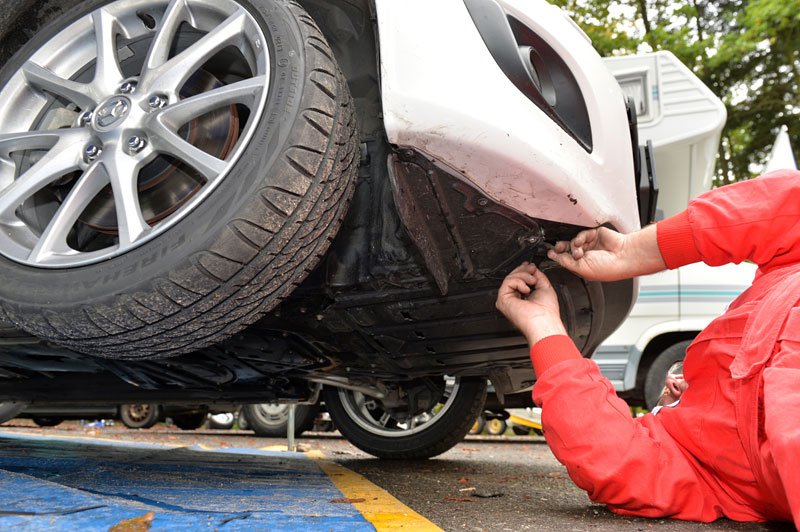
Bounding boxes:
[655,170,800,271]
[529,334,581,377]
[531,359,723,521]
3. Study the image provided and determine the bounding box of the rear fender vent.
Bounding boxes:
[464,0,593,151]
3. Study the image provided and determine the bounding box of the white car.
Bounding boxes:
[0,0,650,458]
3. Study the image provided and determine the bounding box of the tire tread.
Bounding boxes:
[3,1,360,359]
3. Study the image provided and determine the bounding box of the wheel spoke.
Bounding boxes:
[22,62,98,110]
[0,131,86,222]
[354,393,366,412]
[149,126,227,181]
[103,153,150,246]
[378,412,392,427]
[28,164,108,263]
[92,7,125,94]
[142,0,191,75]
[0,129,81,157]
[0,0,269,267]
[156,76,265,129]
[143,9,248,93]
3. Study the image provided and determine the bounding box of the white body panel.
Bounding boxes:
[374,0,640,233]
[604,51,726,218]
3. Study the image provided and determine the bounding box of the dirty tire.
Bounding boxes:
[644,340,690,410]
[242,403,319,437]
[120,404,161,429]
[324,378,487,460]
[0,0,359,358]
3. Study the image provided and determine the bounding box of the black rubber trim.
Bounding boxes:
[627,96,658,226]
[637,140,659,227]
[625,97,658,227]
[627,96,641,178]
[464,0,593,151]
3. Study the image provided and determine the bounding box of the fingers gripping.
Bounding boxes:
[530,266,553,291]
[498,262,550,302]
[547,228,601,274]
[511,262,552,290]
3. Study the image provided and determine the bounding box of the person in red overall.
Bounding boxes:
[496,170,800,525]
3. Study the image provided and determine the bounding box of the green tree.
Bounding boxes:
[549,0,640,55]
[711,0,800,184]
[557,0,799,184]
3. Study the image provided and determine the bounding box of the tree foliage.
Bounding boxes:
[555,0,800,184]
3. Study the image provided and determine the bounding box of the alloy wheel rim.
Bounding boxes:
[338,377,460,438]
[0,0,270,267]
[127,403,152,422]
[252,403,291,426]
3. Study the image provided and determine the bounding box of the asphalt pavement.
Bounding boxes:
[0,421,793,532]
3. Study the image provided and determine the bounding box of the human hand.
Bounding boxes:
[495,262,566,345]
[546,224,666,281]
[657,374,688,407]
[546,227,626,281]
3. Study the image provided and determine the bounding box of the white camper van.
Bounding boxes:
[594,52,761,409]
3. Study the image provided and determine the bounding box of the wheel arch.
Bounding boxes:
[298,0,382,140]
[631,330,699,404]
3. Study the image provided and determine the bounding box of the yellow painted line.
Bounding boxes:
[508,414,542,430]
[259,444,291,452]
[307,450,442,531]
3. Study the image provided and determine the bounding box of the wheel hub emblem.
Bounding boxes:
[94,96,131,130]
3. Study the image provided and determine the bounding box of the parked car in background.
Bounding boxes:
[13,403,223,429]
[239,402,324,437]
[0,0,651,459]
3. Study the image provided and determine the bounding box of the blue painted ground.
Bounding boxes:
[0,432,374,530]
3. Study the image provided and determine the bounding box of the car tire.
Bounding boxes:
[171,411,208,430]
[120,403,161,429]
[0,0,358,359]
[0,402,27,424]
[511,425,531,436]
[32,417,63,427]
[323,377,487,460]
[469,414,485,435]
[644,340,691,410]
[486,418,507,436]
[242,403,319,438]
[237,409,249,431]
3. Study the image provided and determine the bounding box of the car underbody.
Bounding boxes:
[0,0,648,457]
[0,141,634,405]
